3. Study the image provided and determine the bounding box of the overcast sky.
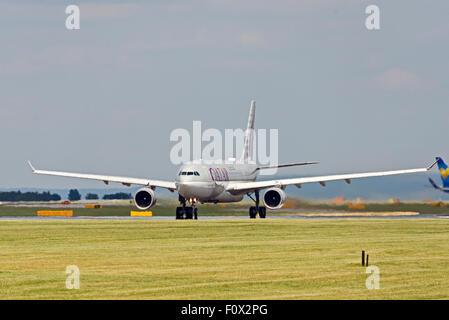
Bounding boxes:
[1,0,448,188]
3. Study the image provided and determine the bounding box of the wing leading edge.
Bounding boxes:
[27,161,176,191]
[226,160,438,193]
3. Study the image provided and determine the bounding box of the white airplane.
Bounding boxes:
[28,101,437,219]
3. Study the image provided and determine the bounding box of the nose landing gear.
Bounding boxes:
[176,195,198,220]
[248,190,266,219]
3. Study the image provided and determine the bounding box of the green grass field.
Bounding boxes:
[1,218,449,299]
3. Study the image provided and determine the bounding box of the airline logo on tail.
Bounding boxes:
[440,168,449,179]
[437,157,449,183]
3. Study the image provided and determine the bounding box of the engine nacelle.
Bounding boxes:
[134,188,157,210]
[263,187,287,210]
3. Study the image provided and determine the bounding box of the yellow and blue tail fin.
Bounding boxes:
[436,157,449,188]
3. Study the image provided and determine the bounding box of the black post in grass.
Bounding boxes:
[362,250,365,266]
[366,254,369,267]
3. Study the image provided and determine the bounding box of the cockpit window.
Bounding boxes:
[179,171,200,176]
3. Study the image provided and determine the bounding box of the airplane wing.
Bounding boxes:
[27,161,176,191]
[226,160,438,193]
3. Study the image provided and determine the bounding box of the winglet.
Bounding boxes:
[427,159,439,171]
[27,160,36,172]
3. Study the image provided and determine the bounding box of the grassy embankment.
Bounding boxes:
[1,219,449,299]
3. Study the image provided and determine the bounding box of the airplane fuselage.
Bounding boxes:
[175,161,259,203]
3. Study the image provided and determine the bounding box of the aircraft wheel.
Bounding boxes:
[185,207,194,219]
[193,208,198,220]
[176,207,184,219]
[249,206,257,219]
[258,206,266,219]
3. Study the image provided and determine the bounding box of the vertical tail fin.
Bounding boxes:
[436,157,449,188]
[240,100,256,163]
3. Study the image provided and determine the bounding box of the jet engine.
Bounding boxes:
[262,187,286,209]
[134,187,157,210]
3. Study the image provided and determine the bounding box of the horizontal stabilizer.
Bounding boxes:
[429,177,442,190]
[254,161,319,173]
[429,177,449,193]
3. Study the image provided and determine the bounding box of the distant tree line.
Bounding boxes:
[103,192,132,200]
[0,189,133,202]
[70,190,131,200]
[85,193,99,200]
[68,189,81,201]
[0,191,61,202]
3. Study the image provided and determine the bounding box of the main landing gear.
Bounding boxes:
[176,195,198,220]
[248,190,266,219]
